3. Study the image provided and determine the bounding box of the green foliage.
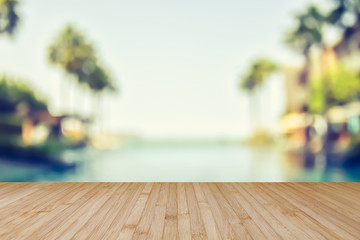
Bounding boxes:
[0,137,69,160]
[0,76,48,111]
[48,25,96,84]
[243,129,276,146]
[326,0,360,28]
[0,0,19,36]
[309,65,360,113]
[87,65,117,94]
[285,5,326,56]
[328,65,360,102]
[286,0,360,55]
[326,0,360,52]
[48,24,118,94]
[309,77,326,113]
[240,58,278,93]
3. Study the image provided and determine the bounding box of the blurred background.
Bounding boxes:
[1,0,360,181]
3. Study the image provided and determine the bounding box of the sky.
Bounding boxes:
[0,0,320,139]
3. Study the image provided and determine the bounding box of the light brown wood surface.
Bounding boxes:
[0,183,359,239]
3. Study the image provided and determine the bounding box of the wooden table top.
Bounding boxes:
[0,182,359,239]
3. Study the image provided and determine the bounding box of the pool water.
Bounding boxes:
[0,144,359,182]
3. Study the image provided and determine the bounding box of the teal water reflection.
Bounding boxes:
[0,144,359,182]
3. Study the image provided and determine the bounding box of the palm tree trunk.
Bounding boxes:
[250,92,259,133]
[92,93,101,133]
[300,54,311,85]
[60,77,66,114]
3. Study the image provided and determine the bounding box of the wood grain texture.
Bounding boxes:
[0,183,359,239]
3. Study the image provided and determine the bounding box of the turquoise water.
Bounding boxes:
[0,144,359,182]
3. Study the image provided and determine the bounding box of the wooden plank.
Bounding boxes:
[0,183,86,238]
[4,183,100,239]
[0,182,44,209]
[327,182,360,193]
[177,183,192,240]
[132,183,161,240]
[256,183,341,240]
[147,183,169,240]
[216,183,266,240]
[185,183,206,240]
[246,183,317,240]
[163,183,178,240]
[117,183,154,240]
[0,183,55,229]
[294,183,360,223]
[0,182,32,197]
[207,183,252,240]
[320,183,360,206]
[42,183,119,239]
[284,183,360,235]
[25,183,114,239]
[0,183,358,240]
[93,183,145,239]
[269,183,359,240]
[230,183,281,239]
[71,183,135,239]
[193,183,221,240]
[200,183,238,239]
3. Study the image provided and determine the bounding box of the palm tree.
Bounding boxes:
[86,65,118,131]
[285,5,326,84]
[48,25,97,113]
[0,0,19,36]
[47,24,118,131]
[48,25,97,86]
[239,58,278,131]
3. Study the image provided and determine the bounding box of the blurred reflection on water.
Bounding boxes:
[0,144,359,182]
